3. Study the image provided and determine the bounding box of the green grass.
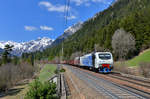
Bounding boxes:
[39,64,57,83]
[126,49,150,66]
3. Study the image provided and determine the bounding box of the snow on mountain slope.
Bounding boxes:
[0,22,82,56]
[0,37,53,56]
[64,21,83,36]
[51,22,83,46]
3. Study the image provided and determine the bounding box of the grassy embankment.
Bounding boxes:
[126,49,150,67]
[115,49,150,67]
[38,64,57,82]
[114,49,150,77]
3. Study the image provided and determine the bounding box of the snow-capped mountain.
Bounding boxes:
[51,22,83,46]
[64,21,83,36]
[0,22,83,56]
[0,37,53,56]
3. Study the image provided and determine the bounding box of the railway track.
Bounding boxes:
[108,73,150,89]
[64,65,150,99]
[111,72,150,84]
[106,73,150,98]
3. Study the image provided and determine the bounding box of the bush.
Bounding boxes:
[54,69,59,74]
[139,62,150,78]
[54,68,66,74]
[60,68,66,73]
[114,62,138,75]
[114,62,130,74]
[0,63,20,91]
[25,79,58,99]
[19,62,34,79]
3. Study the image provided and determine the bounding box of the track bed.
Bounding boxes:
[63,64,150,99]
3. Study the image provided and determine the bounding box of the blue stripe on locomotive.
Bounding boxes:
[82,55,93,67]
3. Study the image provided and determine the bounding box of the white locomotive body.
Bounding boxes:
[78,52,113,73]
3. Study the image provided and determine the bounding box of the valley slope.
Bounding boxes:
[34,0,150,60]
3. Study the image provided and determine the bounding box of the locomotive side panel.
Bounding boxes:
[80,54,94,67]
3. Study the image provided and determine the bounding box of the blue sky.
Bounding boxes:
[0,0,114,42]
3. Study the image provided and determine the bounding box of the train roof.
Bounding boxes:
[95,52,112,54]
[79,52,112,58]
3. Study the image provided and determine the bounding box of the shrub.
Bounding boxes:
[19,62,34,79]
[60,68,66,73]
[25,79,58,99]
[0,62,37,92]
[114,62,130,74]
[139,62,150,78]
[54,69,58,74]
[0,63,20,91]
[54,68,66,74]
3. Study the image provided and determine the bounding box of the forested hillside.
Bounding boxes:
[31,0,150,61]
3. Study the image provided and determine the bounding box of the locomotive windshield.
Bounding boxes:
[98,54,111,60]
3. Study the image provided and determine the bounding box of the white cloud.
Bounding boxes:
[67,15,76,20]
[92,0,112,4]
[71,0,112,6]
[39,1,77,20]
[71,0,88,6]
[39,1,69,12]
[39,1,51,7]
[24,26,37,31]
[40,26,53,31]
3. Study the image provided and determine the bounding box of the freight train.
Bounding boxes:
[66,52,114,73]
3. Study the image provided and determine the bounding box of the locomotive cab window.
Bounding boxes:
[98,54,111,60]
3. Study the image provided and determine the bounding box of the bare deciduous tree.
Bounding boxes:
[112,28,135,60]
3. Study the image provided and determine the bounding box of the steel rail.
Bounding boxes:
[67,65,148,99]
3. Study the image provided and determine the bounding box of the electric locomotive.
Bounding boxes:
[76,52,113,73]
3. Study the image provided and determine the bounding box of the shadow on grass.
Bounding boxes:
[0,87,24,98]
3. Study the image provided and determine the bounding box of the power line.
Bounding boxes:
[64,0,70,28]
[65,0,70,26]
[63,0,67,24]
[61,0,70,61]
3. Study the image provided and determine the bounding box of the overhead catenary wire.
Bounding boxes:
[64,0,70,28]
[63,0,67,25]
[61,0,71,61]
[65,0,70,27]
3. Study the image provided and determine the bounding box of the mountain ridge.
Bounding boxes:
[0,37,53,56]
[51,22,83,47]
